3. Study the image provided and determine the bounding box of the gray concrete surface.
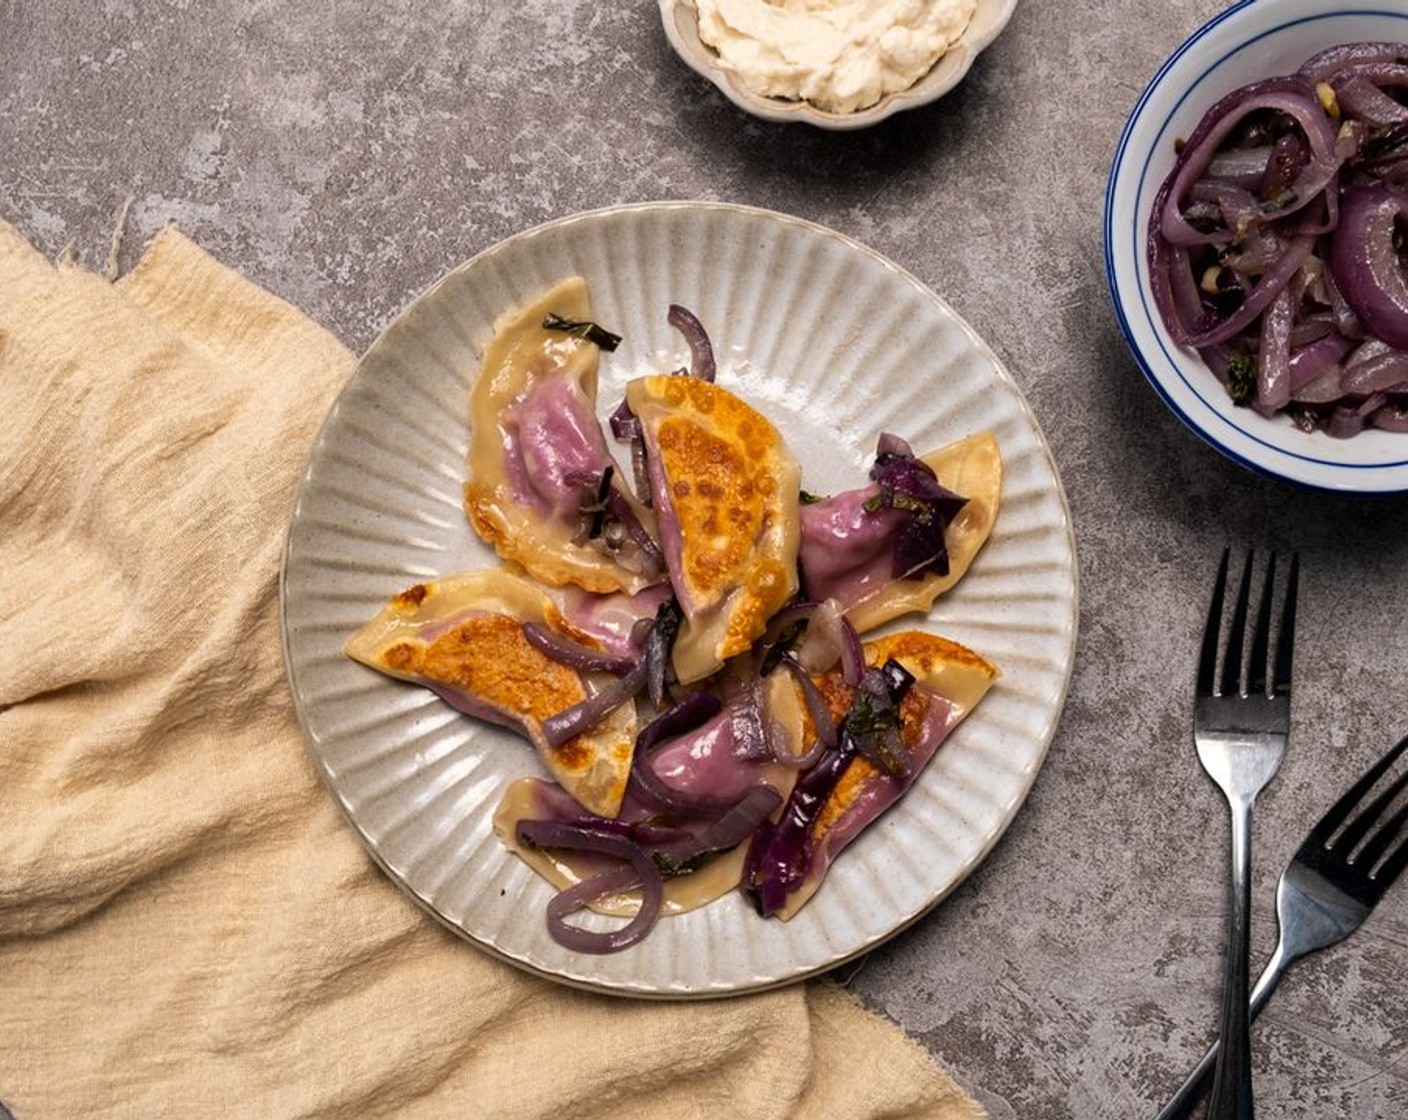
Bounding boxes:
[3,2,1406,1117]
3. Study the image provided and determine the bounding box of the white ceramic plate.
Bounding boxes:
[281,202,1077,997]
[659,0,1018,131]
[1105,0,1408,493]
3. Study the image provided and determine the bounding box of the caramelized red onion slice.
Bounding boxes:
[1373,401,1408,430]
[1327,392,1389,439]
[778,655,838,758]
[1164,232,1317,349]
[1156,77,1340,248]
[1329,184,1408,350]
[1299,42,1408,84]
[1256,272,1302,413]
[1289,334,1356,400]
[651,785,783,875]
[726,671,772,761]
[522,622,638,676]
[539,600,686,749]
[666,304,717,382]
[609,399,652,507]
[517,819,663,954]
[540,659,648,749]
[1335,73,1408,128]
[1342,340,1408,394]
[837,615,864,687]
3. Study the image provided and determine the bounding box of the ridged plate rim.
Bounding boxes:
[280,200,1078,998]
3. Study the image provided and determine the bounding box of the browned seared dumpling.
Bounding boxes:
[625,374,801,684]
[346,568,636,817]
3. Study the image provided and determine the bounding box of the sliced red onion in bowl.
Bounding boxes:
[1146,42,1408,437]
[1329,184,1408,350]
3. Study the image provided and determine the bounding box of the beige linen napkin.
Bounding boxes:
[0,219,984,1120]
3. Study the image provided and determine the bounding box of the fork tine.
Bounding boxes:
[1306,733,1408,848]
[1347,770,1408,866]
[1272,553,1299,697]
[1247,553,1277,697]
[1198,548,1230,697]
[1219,551,1254,697]
[1372,808,1408,887]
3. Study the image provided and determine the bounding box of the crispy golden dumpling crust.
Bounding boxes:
[627,374,801,683]
[346,568,635,817]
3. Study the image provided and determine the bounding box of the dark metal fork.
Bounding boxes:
[1193,550,1298,1120]
[1156,731,1408,1119]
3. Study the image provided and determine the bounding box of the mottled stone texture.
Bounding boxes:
[3,2,1405,1117]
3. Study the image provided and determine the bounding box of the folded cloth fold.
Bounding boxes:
[0,219,983,1120]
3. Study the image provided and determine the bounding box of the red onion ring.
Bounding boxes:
[666,304,717,382]
[518,819,663,954]
[1330,184,1408,349]
[1157,79,1339,248]
[777,655,838,760]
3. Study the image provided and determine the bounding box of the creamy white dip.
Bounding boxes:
[694,0,977,115]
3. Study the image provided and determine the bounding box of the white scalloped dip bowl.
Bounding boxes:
[659,0,1018,131]
[1106,0,1408,494]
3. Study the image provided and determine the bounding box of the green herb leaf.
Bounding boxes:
[1226,353,1256,407]
[543,313,623,352]
[842,689,900,738]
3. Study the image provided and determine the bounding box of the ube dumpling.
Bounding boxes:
[743,630,999,919]
[465,277,664,595]
[345,568,637,817]
[493,671,806,919]
[625,373,801,684]
[798,431,1001,634]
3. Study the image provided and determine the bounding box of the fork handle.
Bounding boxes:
[1153,943,1289,1120]
[1207,800,1256,1120]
